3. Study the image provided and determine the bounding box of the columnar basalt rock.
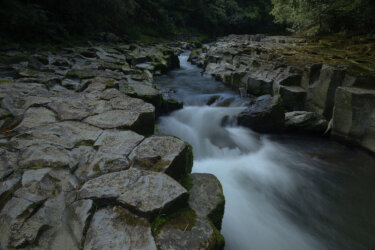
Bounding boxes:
[0,42,225,249]
[190,35,375,152]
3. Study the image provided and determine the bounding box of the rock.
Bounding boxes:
[237,95,285,133]
[305,64,346,119]
[79,168,188,216]
[73,146,131,181]
[83,110,152,134]
[285,111,328,134]
[278,85,307,111]
[94,130,144,155]
[0,168,84,249]
[15,107,57,131]
[189,173,225,230]
[0,149,19,180]
[119,79,163,109]
[129,136,193,181]
[0,174,21,209]
[332,87,375,153]
[155,212,224,250]
[12,121,103,149]
[69,199,94,247]
[84,206,157,250]
[18,144,73,169]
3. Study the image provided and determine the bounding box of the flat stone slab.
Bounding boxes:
[83,110,140,129]
[15,107,57,131]
[19,144,73,169]
[79,168,188,216]
[94,130,144,155]
[12,121,103,149]
[84,206,157,250]
[129,136,192,180]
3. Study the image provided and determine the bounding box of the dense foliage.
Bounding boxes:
[0,0,277,43]
[271,0,375,34]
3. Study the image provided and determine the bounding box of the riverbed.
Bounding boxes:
[155,52,375,250]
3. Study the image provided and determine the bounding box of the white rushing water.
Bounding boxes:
[156,53,375,250]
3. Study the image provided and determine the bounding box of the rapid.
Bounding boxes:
[155,52,375,250]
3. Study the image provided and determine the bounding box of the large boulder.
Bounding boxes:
[332,87,375,153]
[237,95,285,133]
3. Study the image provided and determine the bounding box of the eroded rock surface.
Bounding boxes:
[0,42,225,250]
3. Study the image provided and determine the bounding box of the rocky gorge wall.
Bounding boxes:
[0,42,225,249]
[189,34,375,154]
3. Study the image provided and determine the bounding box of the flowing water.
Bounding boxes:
[155,52,375,250]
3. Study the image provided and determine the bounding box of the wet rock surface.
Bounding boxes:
[0,42,224,249]
[190,34,375,153]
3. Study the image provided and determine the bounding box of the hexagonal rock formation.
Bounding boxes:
[78,168,189,216]
[0,43,225,250]
[129,136,193,181]
[84,206,157,250]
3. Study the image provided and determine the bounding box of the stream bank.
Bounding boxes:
[189,34,375,154]
[0,42,225,250]
[155,52,375,250]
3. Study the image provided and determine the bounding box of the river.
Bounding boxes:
[155,52,375,250]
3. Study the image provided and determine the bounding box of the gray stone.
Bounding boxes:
[305,64,346,119]
[94,130,144,155]
[332,87,375,153]
[129,136,192,181]
[237,95,285,133]
[189,173,225,230]
[0,149,18,180]
[79,168,188,216]
[83,110,154,135]
[13,121,103,149]
[19,144,73,169]
[278,85,307,111]
[155,215,224,250]
[84,206,157,250]
[15,107,57,131]
[285,111,328,134]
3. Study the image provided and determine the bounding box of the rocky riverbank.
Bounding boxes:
[0,43,225,249]
[189,34,375,154]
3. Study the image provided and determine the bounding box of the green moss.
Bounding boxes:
[209,220,225,250]
[207,200,225,230]
[74,140,95,147]
[152,160,170,172]
[151,207,197,236]
[93,164,101,172]
[117,207,149,227]
[0,142,12,149]
[29,164,45,169]
[105,159,116,165]
[0,79,13,84]
[104,79,116,87]
[181,175,193,191]
[66,69,95,79]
